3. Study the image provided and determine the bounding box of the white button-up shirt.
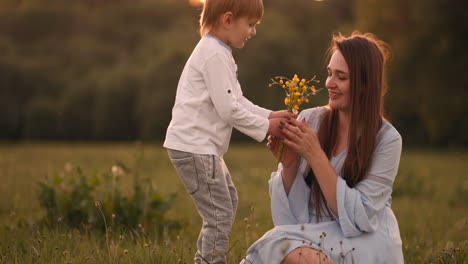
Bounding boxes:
[164,34,271,157]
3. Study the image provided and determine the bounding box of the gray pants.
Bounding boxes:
[168,149,238,264]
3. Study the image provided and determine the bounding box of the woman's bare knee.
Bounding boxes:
[281,247,334,264]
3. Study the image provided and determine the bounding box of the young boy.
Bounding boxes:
[164,0,293,263]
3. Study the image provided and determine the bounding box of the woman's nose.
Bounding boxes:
[326,77,336,89]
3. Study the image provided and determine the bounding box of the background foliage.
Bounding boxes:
[0,144,466,263]
[37,161,180,237]
[0,0,467,147]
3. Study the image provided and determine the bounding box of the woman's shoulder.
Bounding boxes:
[377,120,403,148]
[298,106,328,130]
[299,106,328,121]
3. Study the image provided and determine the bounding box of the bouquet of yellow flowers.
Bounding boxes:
[269,74,322,163]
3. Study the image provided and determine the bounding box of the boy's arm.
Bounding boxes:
[237,96,271,119]
[238,92,297,122]
[237,89,296,120]
[202,54,270,142]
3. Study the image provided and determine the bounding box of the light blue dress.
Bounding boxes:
[241,107,404,264]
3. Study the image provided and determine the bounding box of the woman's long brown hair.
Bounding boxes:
[308,32,391,221]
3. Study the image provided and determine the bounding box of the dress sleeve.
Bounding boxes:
[336,125,402,237]
[202,53,269,142]
[269,163,311,226]
[268,110,320,226]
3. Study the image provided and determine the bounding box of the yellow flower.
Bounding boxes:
[268,74,322,164]
[317,80,320,83]
[268,74,322,123]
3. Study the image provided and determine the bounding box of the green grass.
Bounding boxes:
[0,143,467,263]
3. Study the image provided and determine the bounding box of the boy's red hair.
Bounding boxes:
[199,0,264,36]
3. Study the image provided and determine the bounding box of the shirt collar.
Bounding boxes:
[206,33,232,52]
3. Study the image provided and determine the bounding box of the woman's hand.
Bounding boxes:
[267,134,298,167]
[268,133,300,195]
[281,118,338,215]
[280,118,322,163]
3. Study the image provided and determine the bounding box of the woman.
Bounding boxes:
[241,32,404,264]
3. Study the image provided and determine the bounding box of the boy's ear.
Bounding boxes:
[221,12,234,28]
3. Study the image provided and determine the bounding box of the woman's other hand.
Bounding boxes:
[267,134,298,167]
[280,118,322,162]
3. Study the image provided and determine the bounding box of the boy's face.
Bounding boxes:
[226,16,259,49]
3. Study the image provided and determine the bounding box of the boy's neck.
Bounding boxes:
[208,29,230,48]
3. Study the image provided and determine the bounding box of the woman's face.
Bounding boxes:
[326,50,351,112]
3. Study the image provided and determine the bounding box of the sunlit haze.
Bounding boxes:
[189,0,204,6]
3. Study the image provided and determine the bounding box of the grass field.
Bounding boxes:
[0,143,466,263]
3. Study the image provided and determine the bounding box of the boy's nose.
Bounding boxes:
[251,27,256,36]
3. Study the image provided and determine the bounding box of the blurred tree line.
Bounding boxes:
[0,0,466,147]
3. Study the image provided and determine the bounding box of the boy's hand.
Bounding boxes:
[269,110,297,120]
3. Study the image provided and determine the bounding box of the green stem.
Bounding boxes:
[277,107,293,164]
[277,141,284,164]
